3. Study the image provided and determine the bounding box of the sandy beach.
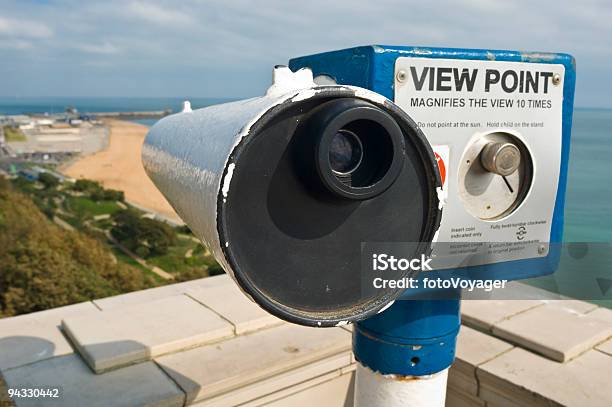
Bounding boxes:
[62,119,180,223]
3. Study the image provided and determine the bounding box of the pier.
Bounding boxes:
[87,110,172,119]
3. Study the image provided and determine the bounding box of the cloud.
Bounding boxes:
[0,16,53,39]
[72,41,120,55]
[461,0,514,12]
[124,1,194,25]
[0,0,609,106]
[0,39,32,50]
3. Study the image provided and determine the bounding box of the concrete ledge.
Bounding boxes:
[596,338,612,356]
[0,302,99,371]
[477,348,612,407]
[186,283,284,335]
[445,388,485,407]
[462,297,610,362]
[1,277,610,407]
[62,295,233,373]
[237,370,354,407]
[492,303,612,362]
[461,300,543,332]
[1,354,185,407]
[450,326,514,396]
[93,275,232,310]
[156,323,351,404]
[192,355,353,407]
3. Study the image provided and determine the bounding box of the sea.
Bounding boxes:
[0,97,232,127]
[1,97,610,303]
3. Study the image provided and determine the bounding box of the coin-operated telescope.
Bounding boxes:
[143,44,576,407]
[290,46,575,407]
[142,67,442,327]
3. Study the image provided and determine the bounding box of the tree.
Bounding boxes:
[111,210,177,257]
[208,264,226,276]
[104,189,125,202]
[173,267,209,282]
[89,188,103,201]
[74,179,124,202]
[73,179,101,193]
[0,181,157,317]
[38,172,59,189]
[176,225,192,235]
[91,188,124,202]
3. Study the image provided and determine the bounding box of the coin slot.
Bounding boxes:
[458,131,533,220]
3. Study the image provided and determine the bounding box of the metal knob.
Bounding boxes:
[480,142,521,176]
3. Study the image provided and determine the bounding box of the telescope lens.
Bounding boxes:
[329,129,363,174]
[296,98,405,200]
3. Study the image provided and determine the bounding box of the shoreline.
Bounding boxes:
[61,119,181,223]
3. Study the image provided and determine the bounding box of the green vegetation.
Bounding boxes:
[67,196,121,218]
[0,178,157,317]
[111,209,177,258]
[2,126,26,142]
[73,179,124,202]
[2,168,224,318]
[38,172,60,189]
[73,179,102,193]
[109,247,167,284]
[147,237,207,272]
[207,263,226,276]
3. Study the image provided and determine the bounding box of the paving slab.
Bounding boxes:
[447,369,478,398]
[339,323,353,333]
[461,300,543,331]
[187,283,283,335]
[1,354,184,407]
[253,370,354,407]
[596,338,612,356]
[0,302,99,371]
[445,388,486,407]
[62,295,233,373]
[156,324,351,404]
[492,304,612,362]
[586,306,612,323]
[449,326,513,396]
[476,389,529,407]
[94,275,232,310]
[454,326,514,376]
[192,354,352,407]
[544,299,599,314]
[93,275,232,310]
[477,348,612,407]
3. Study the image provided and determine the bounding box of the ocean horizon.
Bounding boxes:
[0,96,235,117]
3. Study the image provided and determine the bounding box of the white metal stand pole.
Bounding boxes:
[354,363,448,407]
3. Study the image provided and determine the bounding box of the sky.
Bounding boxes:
[0,0,610,107]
